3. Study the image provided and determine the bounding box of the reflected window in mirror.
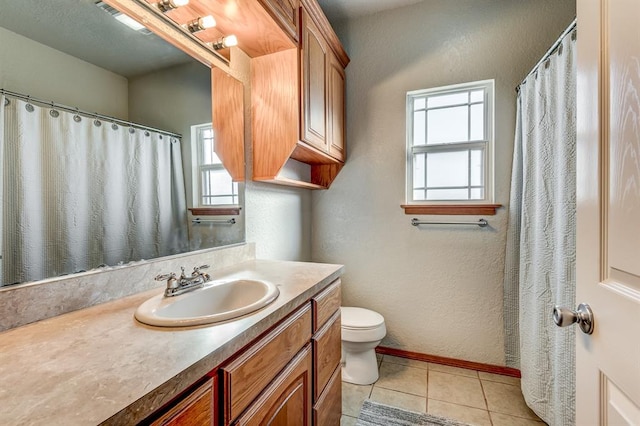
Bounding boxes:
[192,123,239,206]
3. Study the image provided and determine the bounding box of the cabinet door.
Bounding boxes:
[233,345,312,426]
[327,53,346,161]
[150,378,215,426]
[301,8,328,152]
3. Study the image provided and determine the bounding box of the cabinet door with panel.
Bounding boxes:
[301,7,328,152]
[149,378,215,426]
[233,345,312,426]
[327,52,345,161]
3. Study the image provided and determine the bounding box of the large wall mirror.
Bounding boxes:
[0,0,245,287]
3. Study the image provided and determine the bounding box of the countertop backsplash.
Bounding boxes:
[0,243,255,332]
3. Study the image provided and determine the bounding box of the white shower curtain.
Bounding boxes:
[503,26,576,425]
[1,95,188,285]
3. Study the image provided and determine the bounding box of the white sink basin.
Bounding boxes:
[134,279,280,327]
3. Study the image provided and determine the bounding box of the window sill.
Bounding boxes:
[188,206,241,216]
[400,204,502,215]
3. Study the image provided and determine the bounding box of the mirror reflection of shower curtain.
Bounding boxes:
[0,95,188,285]
[503,26,577,426]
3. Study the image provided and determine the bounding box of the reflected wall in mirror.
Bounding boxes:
[0,0,245,287]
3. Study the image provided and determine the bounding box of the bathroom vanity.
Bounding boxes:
[0,259,343,425]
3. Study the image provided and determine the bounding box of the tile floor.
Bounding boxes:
[341,354,546,426]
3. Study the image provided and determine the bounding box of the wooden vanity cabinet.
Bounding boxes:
[147,378,216,426]
[311,280,342,426]
[221,304,312,424]
[140,280,342,426]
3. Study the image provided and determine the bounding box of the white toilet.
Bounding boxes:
[341,307,386,385]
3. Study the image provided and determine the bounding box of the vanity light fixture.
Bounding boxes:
[211,35,238,50]
[157,0,189,12]
[187,15,216,33]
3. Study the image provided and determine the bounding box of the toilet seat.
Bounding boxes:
[341,307,386,342]
[341,307,384,329]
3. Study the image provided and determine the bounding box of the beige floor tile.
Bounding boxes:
[427,371,487,409]
[482,381,540,420]
[340,415,358,426]
[490,411,545,425]
[382,355,429,370]
[342,382,372,417]
[428,363,479,378]
[478,371,521,386]
[370,386,426,413]
[375,362,428,396]
[428,399,492,426]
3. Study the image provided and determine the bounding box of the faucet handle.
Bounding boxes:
[193,264,210,273]
[155,272,177,281]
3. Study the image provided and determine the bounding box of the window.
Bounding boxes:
[191,123,239,206]
[406,80,494,206]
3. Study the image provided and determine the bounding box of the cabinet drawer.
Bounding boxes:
[312,279,341,332]
[150,378,214,426]
[222,304,312,424]
[259,0,299,43]
[312,310,341,400]
[233,345,312,425]
[312,365,341,426]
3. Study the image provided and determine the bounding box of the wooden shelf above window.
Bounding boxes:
[188,207,241,216]
[401,204,502,216]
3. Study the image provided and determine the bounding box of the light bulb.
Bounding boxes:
[223,34,238,47]
[157,0,189,12]
[199,15,216,29]
[212,35,239,50]
[187,15,216,33]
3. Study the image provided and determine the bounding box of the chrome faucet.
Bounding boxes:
[155,264,211,297]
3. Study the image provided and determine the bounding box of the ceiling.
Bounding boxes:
[316,0,424,22]
[0,0,421,78]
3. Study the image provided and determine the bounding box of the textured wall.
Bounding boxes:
[312,0,576,365]
[0,26,128,119]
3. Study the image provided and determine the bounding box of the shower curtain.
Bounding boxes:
[503,26,576,425]
[1,95,188,285]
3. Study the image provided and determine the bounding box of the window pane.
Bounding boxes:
[413,153,425,188]
[470,103,484,141]
[201,137,222,165]
[413,110,426,146]
[470,89,484,103]
[427,92,468,108]
[470,149,484,186]
[414,97,426,110]
[426,188,469,200]
[413,189,425,200]
[427,106,468,144]
[426,150,469,187]
[470,188,484,199]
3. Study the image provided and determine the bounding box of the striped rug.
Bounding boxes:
[356,400,472,426]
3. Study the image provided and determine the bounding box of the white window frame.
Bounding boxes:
[405,79,495,205]
[190,123,239,207]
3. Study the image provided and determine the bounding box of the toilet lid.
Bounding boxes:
[341,307,384,329]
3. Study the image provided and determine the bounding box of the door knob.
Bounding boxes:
[553,303,594,335]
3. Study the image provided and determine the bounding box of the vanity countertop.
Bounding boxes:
[0,259,343,425]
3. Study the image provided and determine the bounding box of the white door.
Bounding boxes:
[575,0,640,424]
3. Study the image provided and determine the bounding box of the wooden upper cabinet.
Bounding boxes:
[211,68,245,182]
[301,10,328,152]
[250,0,349,189]
[327,52,346,162]
[259,0,300,44]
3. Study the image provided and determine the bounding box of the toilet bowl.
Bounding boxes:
[341,307,386,385]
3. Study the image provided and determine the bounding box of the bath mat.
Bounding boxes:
[356,400,472,426]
